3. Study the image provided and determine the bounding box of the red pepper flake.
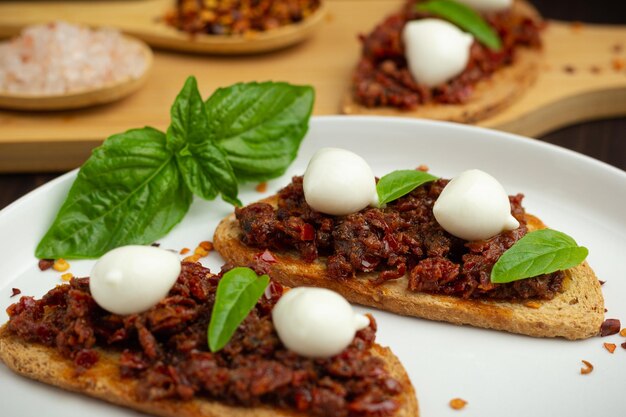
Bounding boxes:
[612,57,625,71]
[255,182,268,193]
[563,65,576,74]
[416,164,429,172]
[604,343,617,353]
[580,360,593,375]
[620,328,626,337]
[38,259,54,271]
[600,318,621,336]
[10,288,21,297]
[449,398,467,410]
[524,301,541,309]
[621,342,626,350]
[180,247,190,255]
[599,280,606,285]
[199,241,213,251]
[570,21,584,33]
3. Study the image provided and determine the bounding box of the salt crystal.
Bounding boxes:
[0,21,148,95]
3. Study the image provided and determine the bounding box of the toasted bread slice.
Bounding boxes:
[213,198,604,340]
[342,0,542,124]
[0,325,417,417]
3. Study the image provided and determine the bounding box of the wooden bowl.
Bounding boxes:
[0,35,153,111]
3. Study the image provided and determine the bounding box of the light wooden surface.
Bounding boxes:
[0,0,625,172]
[0,0,327,54]
[0,36,153,111]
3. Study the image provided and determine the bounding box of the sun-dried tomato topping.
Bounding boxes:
[6,263,402,417]
[600,319,621,336]
[236,176,564,300]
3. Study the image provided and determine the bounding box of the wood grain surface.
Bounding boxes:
[0,0,625,172]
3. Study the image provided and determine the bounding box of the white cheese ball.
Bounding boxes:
[303,148,378,216]
[455,0,512,12]
[433,169,520,241]
[272,288,371,358]
[402,19,474,88]
[89,245,181,315]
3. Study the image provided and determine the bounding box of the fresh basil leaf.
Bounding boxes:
[416,0,502,50]
[35,127,192,259]
[204,82,314,182]
[491,229,588,284]
[208,267,270,352]
[168,77,240,205]
[377,169,438,206]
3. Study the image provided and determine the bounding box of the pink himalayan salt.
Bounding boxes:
[0,21,147,95]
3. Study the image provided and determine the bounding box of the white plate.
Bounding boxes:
[1,116,624,417]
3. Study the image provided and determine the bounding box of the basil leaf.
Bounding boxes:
[491,229,588,284]
[168,76,240,205]
[204,82,314,182]
[377,170,438,206]
[416,0,502,50]
[208,267,270,352]
[35,127,192,259]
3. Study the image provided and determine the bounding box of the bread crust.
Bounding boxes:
[213,199,605,340]
[341,0,542,123]
[0,325,418,417]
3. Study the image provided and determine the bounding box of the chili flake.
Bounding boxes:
[61,273,74,282]
[180,248,190,255]
[600,319,621,337]
[10,288,21,298]
[449,398,467,410]
[619,328,626,337]
[604,343,616,354]
[256,182,268,193]
[580,360,593,375]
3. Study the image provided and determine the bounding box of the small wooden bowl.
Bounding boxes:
[0,35,153,111]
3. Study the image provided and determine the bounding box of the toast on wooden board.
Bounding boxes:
[0,324,417,417]
[342,0,542,123]
[213,197,605,340]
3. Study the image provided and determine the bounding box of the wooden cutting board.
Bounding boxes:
[0,0,625,172]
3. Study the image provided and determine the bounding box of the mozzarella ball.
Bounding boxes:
[89,245,181,315]
[433,169,520,241]
[272,288,371,358]
[303,148,378,216]
[402,19,474,87]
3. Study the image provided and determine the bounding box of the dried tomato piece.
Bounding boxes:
[600,319,621,336]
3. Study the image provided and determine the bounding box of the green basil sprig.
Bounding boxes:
[491,229,588,284]
[416,0,503,51]
[208,267,270,352]
[377,169,438,206]
[35,77,314,259]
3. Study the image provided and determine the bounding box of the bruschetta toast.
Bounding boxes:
[214,196,604,340]
[343,0,543,123]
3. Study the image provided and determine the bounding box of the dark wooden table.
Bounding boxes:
[0,0,624,210]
